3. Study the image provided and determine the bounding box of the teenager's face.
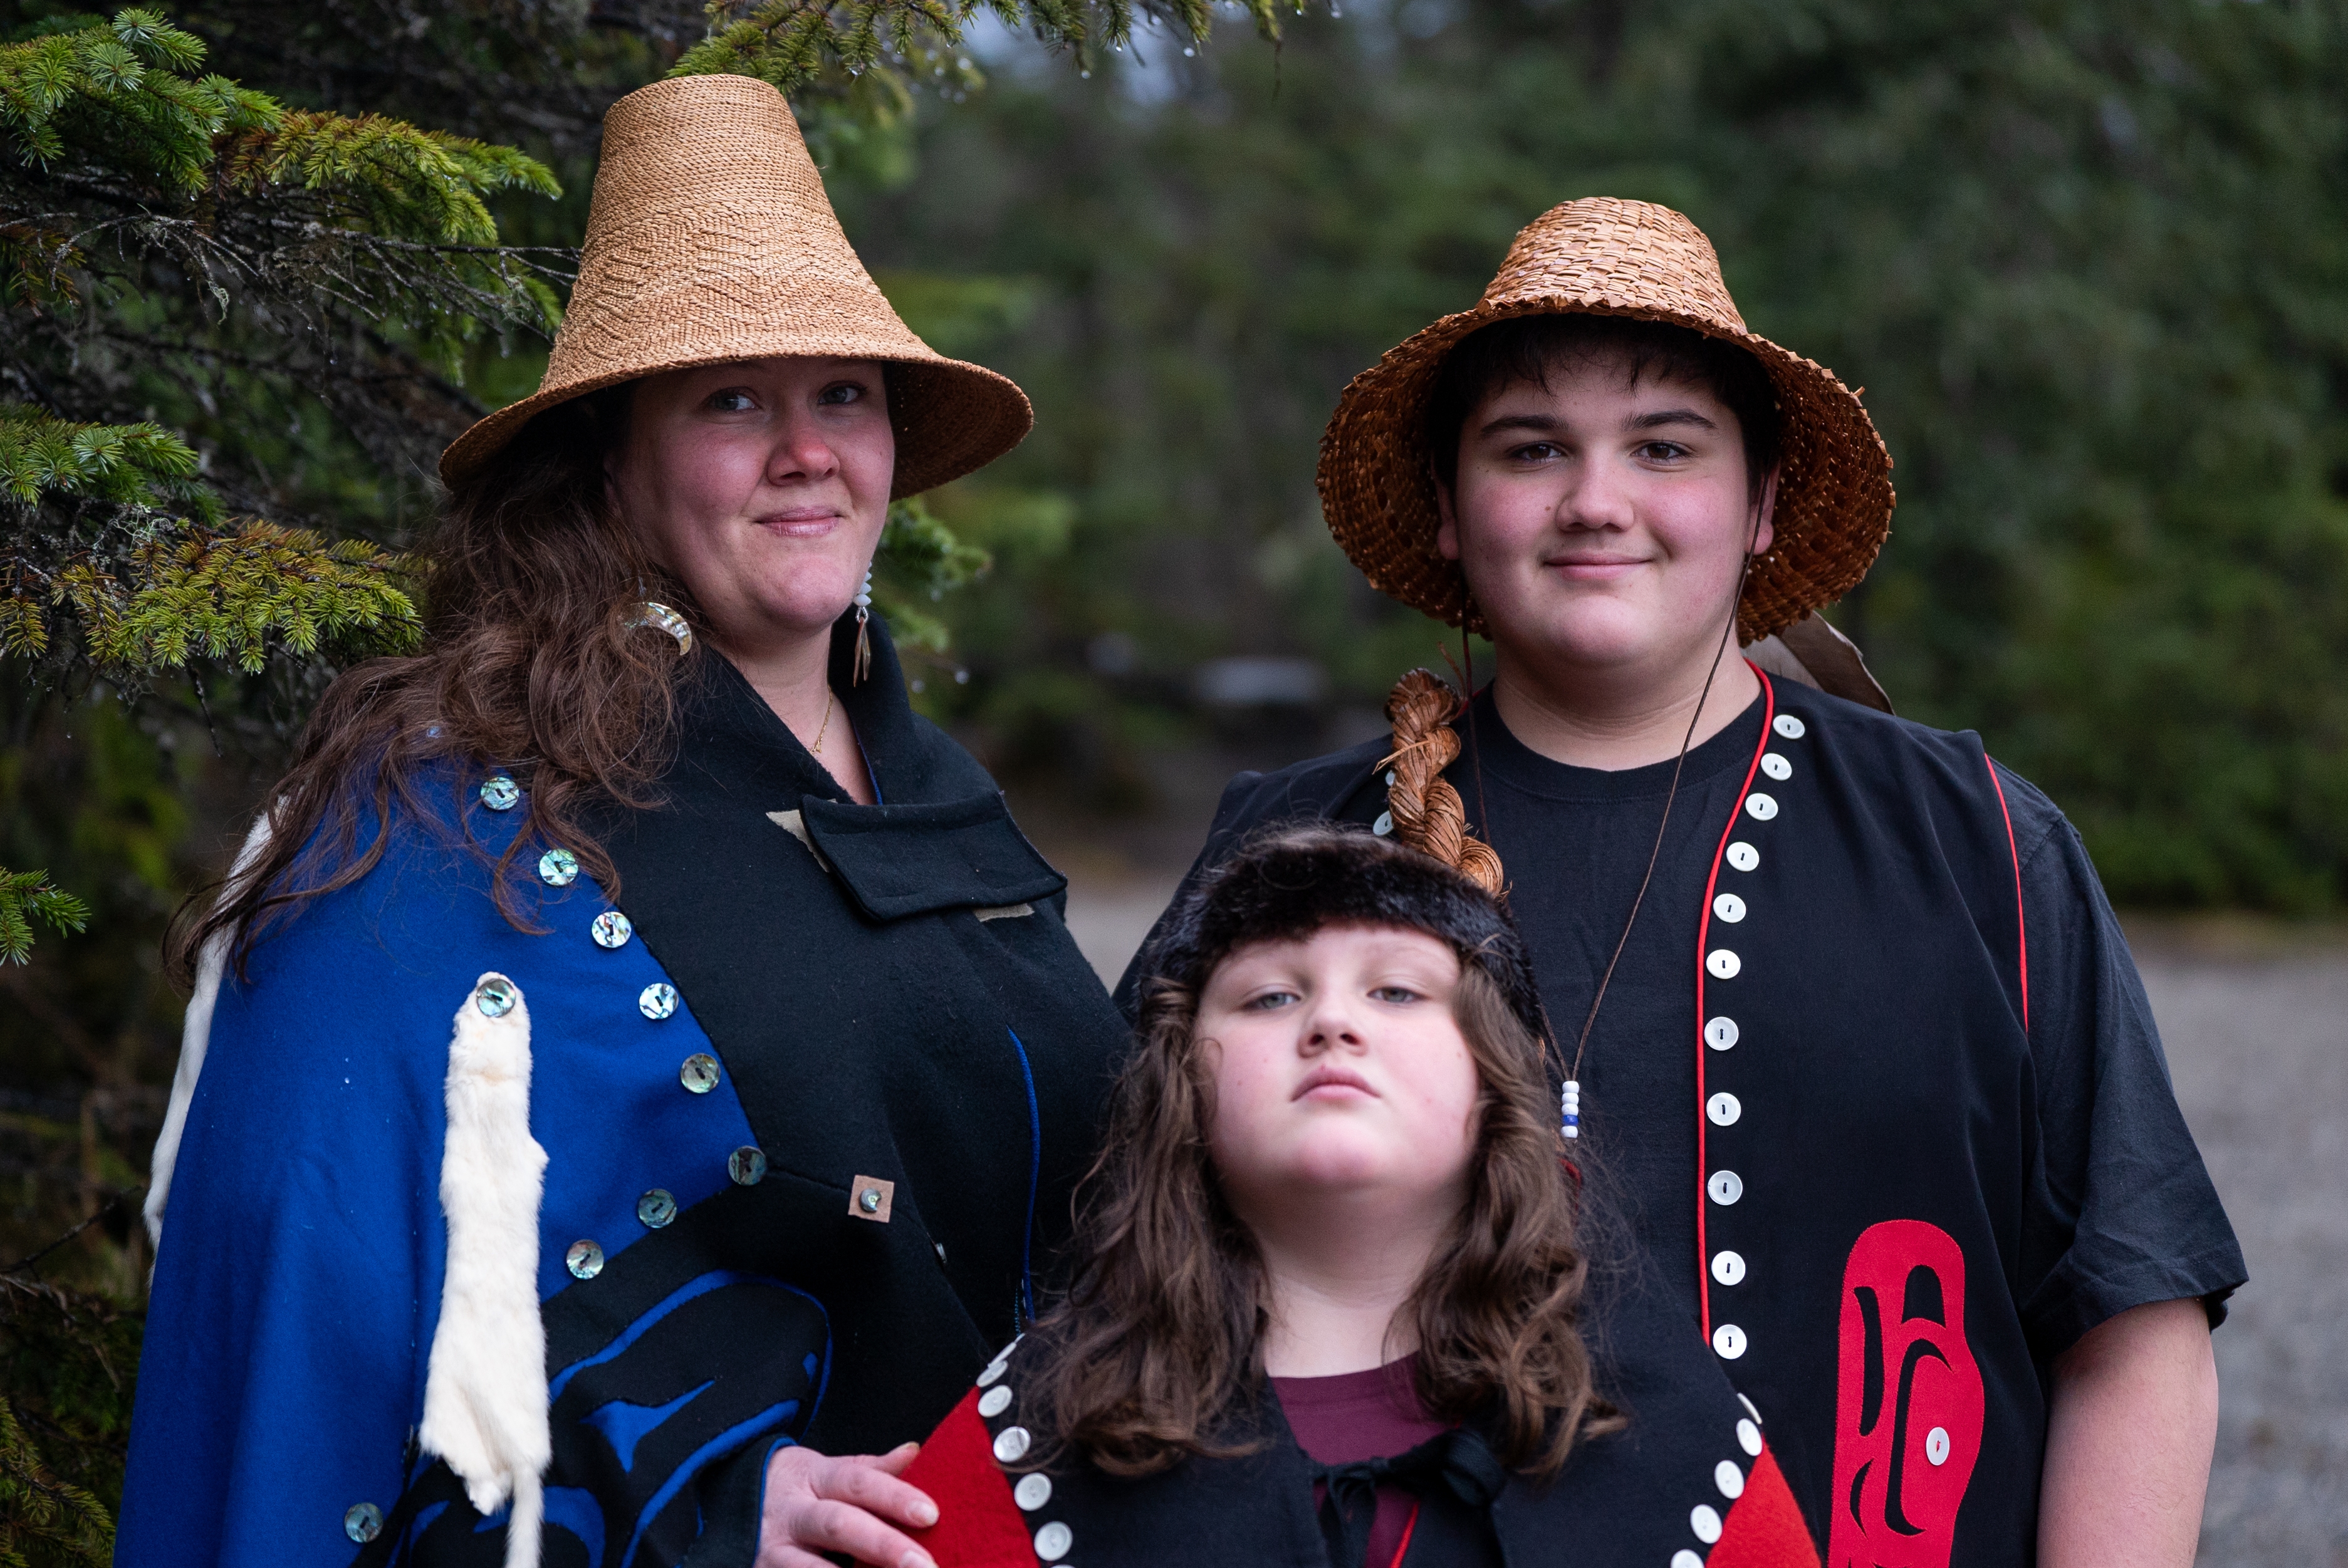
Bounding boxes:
[1436,350,1773,677]
[1199,925,1481,1227]
[609,356,894,655]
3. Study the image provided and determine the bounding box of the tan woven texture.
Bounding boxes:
[441,74,1032,494]
[1316,198,1893,641]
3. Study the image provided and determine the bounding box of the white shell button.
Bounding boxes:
[1711,1250,1746,1285]
[993,1425,1032,1463]
[1738,1418,1763,1456]
[1726,840,1760,871]
[1708,1169,1743,1205]
[1926,1426,1951,1466]
[1774,714,1806,739]
[1014,1473,1052,1510]
[1706,948,1741,980]
[1711,1323,1748,1360]
[1760,751,1792,781]
[1691,1503,1723,1543]
[1708,1092,1741,1126]
[978,1386,1013,1418]
[1713,892,1746,923]
[1705,1016,1740,1051]
[1744,792,1778,821]
[1033,1521,1072,1560]
[1716,1459,1745,1498]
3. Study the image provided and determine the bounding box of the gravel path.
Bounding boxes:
[1063,885,2345,1562]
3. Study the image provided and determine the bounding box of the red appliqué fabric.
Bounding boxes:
[903,1390,1036,1567]
[1828,1220,1985,1568]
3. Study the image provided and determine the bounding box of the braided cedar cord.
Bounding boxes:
[1383,669,1505,896]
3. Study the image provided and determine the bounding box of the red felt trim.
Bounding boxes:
[1709,1446,1822,1568]
[1694,664,1776,1341]
[902,1390,1038,1567]
[1385,1497,1422,1567]
[1983,754,2030,1034]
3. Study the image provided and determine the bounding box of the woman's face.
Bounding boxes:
[1436,350,1771,678]
[608,356,895,655]
[1199,924,1482,1231]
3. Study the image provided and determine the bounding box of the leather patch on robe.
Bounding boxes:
[1828,1220,1984,1568]
[800,793,1067,922]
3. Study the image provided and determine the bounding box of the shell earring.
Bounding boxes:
[852,568,874,685]
[625,601,693,655]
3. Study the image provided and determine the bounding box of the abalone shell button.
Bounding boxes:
[1743,792,1778,821]
[1713,892,1746,923]
[1033,1521,1072,1560]
[728,1146,766,1186]
[1715,1459,1745,1498]
[1704,1016,1740,1051]
[1691,1502,1724,1542]
[1014,1473,1052,1511]
[1706,948,1741,980]
[993,1425,1032,1463]
[1712,1250,1746,1285]
[478,774,520,811]
[592,910,634,948]
[344,1502,384,1542]
[637,1189,677,1228]
[859,1187,883,1213]
[1774,714,1807,739]
[639,982,677,1019]
[1738,1417,1763,1456]
[1707,1092,1741,1126]
[473,977,517,1018]
[1707,1169,1743,1205]
[978,1386,1013,1418]
[1726,840,1760,872]
[538,848,579,886]
[565,1239,603,1279]
[1711,1324,1747,1361]
[679,1053,720,1093]
[1760,751,1792,781]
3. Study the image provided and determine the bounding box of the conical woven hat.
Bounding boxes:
[441,74,1031,494]
[1317,198,1892,641]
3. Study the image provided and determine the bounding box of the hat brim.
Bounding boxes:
[437,348,1034,498]
[1316,297,1894,641]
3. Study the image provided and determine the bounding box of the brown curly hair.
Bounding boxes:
[1025,831,1615,1480]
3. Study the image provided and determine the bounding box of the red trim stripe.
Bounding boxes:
[1386,1500,1422,1568]
[1983,754,2030,1033]
[1694,665,1776,1343]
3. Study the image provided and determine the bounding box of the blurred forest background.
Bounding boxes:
[1,0,2343,1555]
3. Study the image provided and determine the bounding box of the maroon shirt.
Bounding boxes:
[1272,1360,1454,1568]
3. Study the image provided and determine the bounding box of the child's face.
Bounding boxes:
[1198,923,1481,1227]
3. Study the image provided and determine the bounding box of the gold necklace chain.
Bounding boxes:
[811,689,835,755]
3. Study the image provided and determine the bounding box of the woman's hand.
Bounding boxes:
[754,1441,940,1568]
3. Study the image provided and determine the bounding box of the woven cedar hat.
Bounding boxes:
[1317,198,1893,641]
[441,74,1031,494]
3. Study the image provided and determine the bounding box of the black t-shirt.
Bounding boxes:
[1446,685,2238,1354]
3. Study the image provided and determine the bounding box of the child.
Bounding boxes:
[897,826,1818,1568]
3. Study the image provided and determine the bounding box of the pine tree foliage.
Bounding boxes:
[0,869,88,965]
[678,0,1292,96]
[0,1275,140,1565]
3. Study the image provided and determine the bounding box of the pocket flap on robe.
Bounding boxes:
[799,792,1067,922]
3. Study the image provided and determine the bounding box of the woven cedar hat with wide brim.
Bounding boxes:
[441,74,1031,494]
[1317,198,1893,641]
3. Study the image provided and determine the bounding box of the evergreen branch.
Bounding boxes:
[102,521,422,674]
[0,871,91,967]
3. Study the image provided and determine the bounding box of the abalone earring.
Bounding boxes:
[626,601,693,655]
[852,568,874,685]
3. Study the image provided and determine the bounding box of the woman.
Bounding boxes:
[119,74,1125,1568]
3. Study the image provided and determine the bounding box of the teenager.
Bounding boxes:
[895,825,1820,1567]
[122,76,1122,1568]
[1120,199,2244,1565]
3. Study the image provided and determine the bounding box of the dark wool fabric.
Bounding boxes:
[1138,826,1548,1048]
[1118,673,2243,1563]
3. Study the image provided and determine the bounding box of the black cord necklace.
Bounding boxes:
[1545,497,1771,1142]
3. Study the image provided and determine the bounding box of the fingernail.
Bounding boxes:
[901,1552,934,1568]
[912,1501,939,1527]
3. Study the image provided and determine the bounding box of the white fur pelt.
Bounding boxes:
[145,809,276,1251]
[420,972,551,1568]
